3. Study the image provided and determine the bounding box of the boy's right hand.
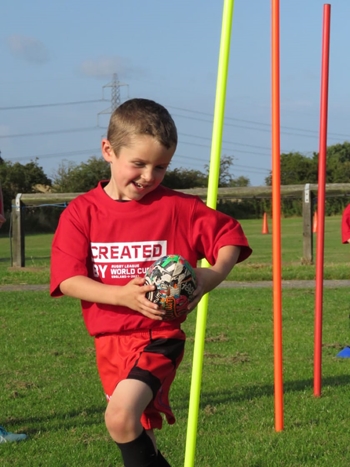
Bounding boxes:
[119,277,166,320]
[60,275,165,320]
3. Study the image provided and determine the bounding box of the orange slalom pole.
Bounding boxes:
[314,4,331,398]
[271,0,283,431]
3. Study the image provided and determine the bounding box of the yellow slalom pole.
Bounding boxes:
[184,1,235,465]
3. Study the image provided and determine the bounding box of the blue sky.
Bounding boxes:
[1,0,349,186]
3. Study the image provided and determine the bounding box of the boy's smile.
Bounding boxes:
[102,135,175,201]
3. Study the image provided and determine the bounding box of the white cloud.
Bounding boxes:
[6,35,50,64]
[79,56,144,80]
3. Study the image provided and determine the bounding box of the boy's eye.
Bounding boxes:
[133,162,167,170]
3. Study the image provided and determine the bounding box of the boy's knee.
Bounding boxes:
[105,404,139,442]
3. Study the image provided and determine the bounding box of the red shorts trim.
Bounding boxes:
[95,328,185,430]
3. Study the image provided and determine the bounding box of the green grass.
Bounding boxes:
[1,288,350,466]
[0,233,52,285]
[230,215,350,281]
[0,216,349,284]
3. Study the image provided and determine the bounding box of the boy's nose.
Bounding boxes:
[142,170,154,183]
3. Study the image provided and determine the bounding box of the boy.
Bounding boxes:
[50,98,252,467]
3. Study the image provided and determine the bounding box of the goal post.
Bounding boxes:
[10,184,350,267]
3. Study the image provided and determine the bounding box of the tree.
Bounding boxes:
[162,167,207,189]
[265,143,350,186]
[0,158,51,211]
[324,141,350,164]
[52,156,110,193]
[218,155,234,187]
[205,155,233,187]
[229,176,250,187]
[265,152,317,185]
[52,153,251,192]
[313,141,350,183]
[203,154,251,188]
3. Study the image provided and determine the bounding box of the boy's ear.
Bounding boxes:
[101,139,115,163]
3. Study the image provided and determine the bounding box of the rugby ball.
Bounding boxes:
[144,254,197,321]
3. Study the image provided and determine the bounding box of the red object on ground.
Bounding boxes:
[262,212,269,234]
[0,182,5,228]
[313,211,318,233]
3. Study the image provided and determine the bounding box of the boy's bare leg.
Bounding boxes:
[105,379,160,466]
[105,379,153,443]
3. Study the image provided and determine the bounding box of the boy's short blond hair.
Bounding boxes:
[107,98,178,154]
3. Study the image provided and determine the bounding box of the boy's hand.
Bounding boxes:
[120,277,165,320]
[60,275,165,320]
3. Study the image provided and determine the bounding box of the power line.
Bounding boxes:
[179,132,271,152]
[174,155,269,174]
[9,148,101,162]
[179,139,271,158]
[173,112,350,141]
[0,126,103,139]
[1,92,348,182]
[1,102,349,144]
[1,97,349,140]
[0,99,107,111]
[169,105,350,140]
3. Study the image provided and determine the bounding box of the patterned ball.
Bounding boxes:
[144,254,197,321]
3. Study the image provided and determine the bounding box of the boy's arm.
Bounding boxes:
[60,275,165,320]
[189,245,241,310]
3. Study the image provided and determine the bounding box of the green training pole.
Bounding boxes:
[184,1,235,466]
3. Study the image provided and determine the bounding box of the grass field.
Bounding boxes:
[0,215,349,285]
[1,288,350,466]
[0,216,350,466]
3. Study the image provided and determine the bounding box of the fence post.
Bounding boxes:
[302,183,313,264]
[11,193,25,267]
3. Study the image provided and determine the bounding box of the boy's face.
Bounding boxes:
[101,135,175,201]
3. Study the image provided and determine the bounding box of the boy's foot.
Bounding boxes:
[0,426,27,443]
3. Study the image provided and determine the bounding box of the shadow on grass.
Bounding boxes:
[6,375,350,438]
[177,374,350,409]
[6,404,106,436]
